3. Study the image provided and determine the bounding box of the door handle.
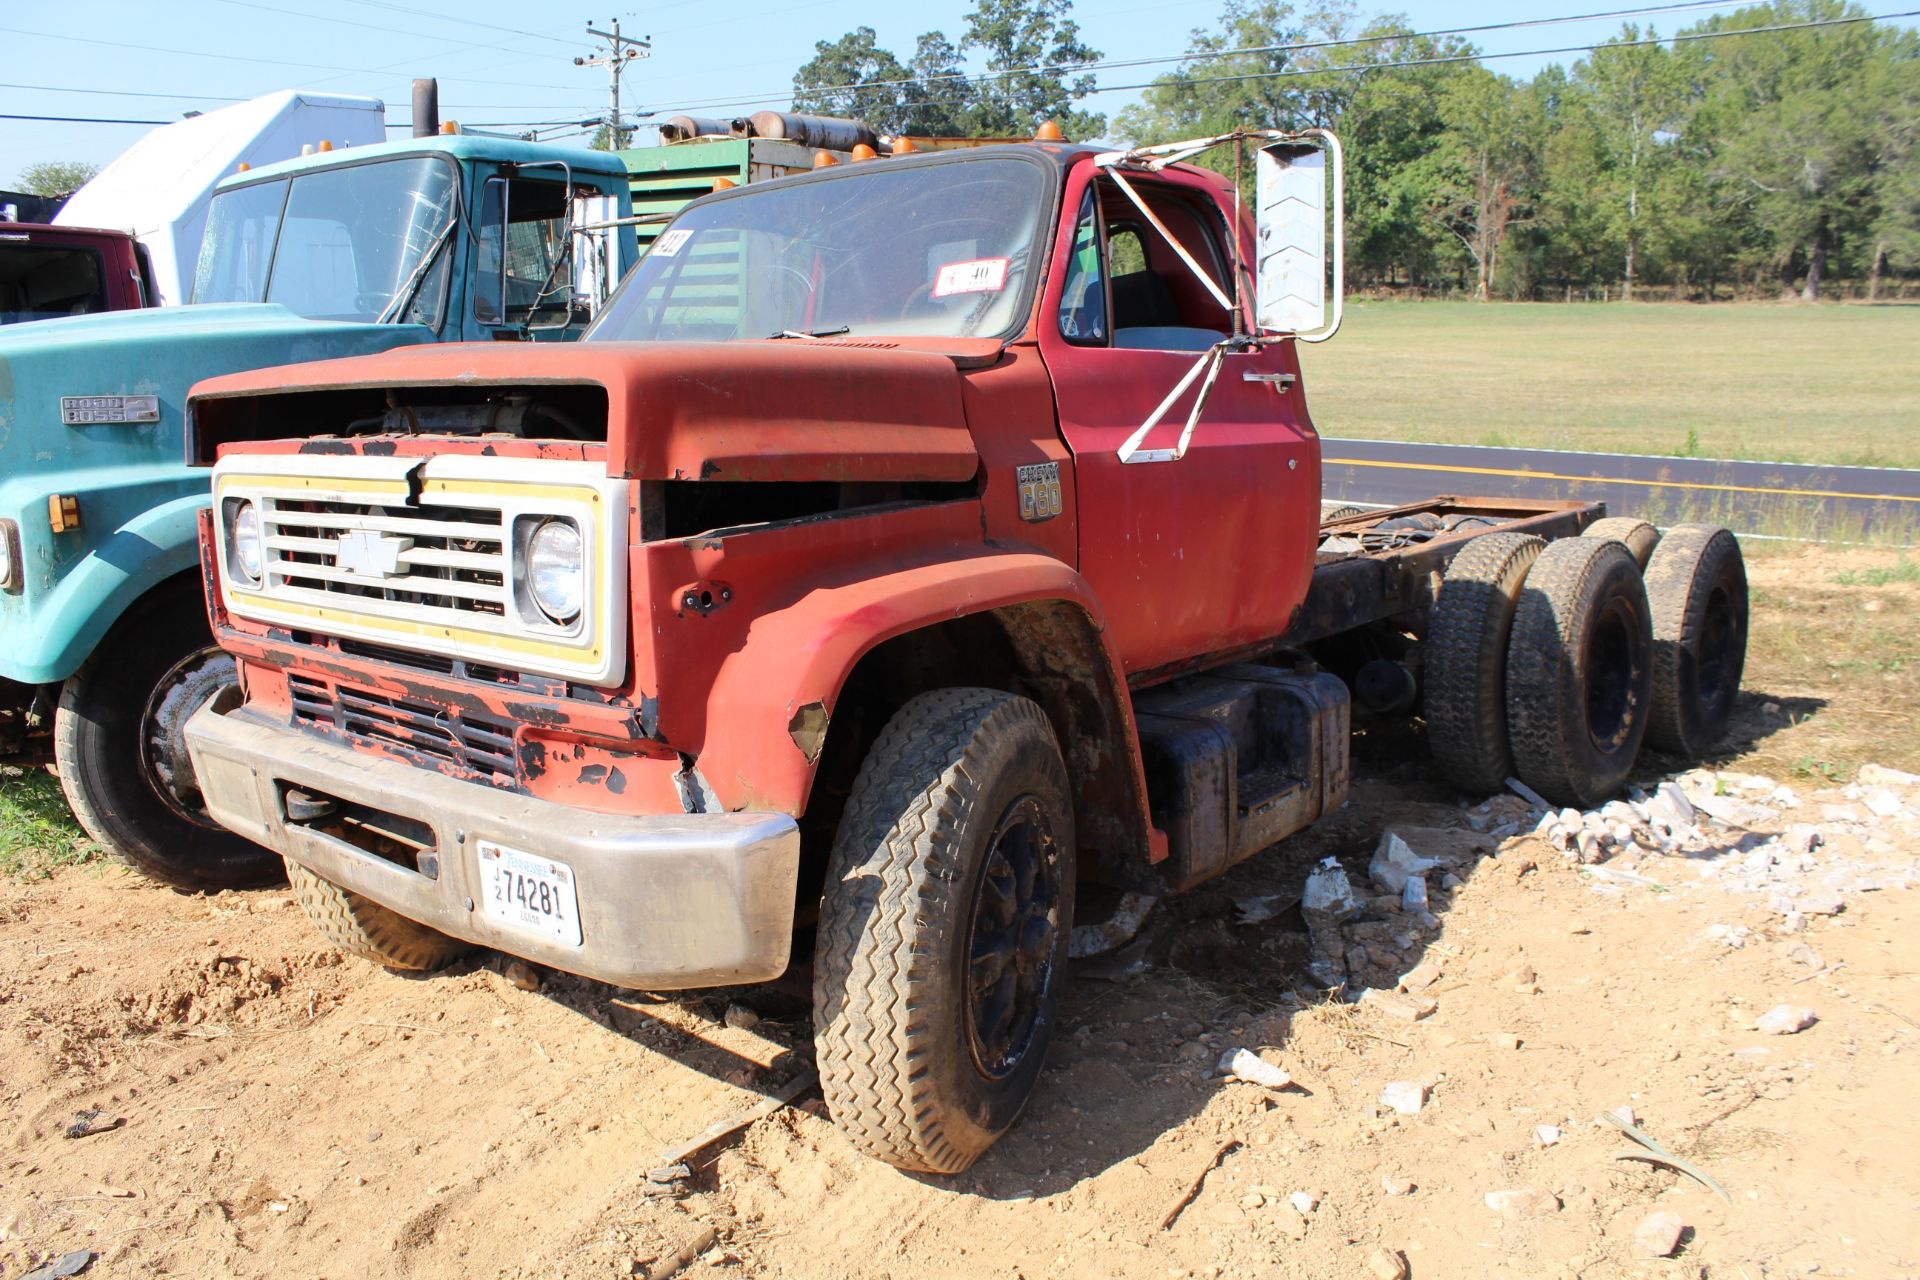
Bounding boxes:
[1242,372,1297,388]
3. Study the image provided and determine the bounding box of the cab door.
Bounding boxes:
[1038,163,1320,676]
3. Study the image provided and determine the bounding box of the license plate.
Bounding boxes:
[475,840,583,948]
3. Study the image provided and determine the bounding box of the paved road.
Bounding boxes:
[1321,438,1920,540]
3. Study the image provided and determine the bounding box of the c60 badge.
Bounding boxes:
[1016,462,1064,524]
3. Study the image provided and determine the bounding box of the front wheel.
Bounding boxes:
[814,689,1074,1174]
[54,590,284,891]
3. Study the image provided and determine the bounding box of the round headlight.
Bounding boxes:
[527,518,584,624]
[231,501,264,583]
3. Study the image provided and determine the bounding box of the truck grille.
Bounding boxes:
[289,674,518,780]
[263,496,509,617]
[213,455,629,687]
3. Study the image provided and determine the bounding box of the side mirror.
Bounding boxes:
[1255,129,1343,343]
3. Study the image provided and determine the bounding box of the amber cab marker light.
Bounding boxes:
[892,136,919,155]
[441,120,460,135]
[851,143,877,162]
[317,139,333,152]
[236,162,250,172]
[1034,120,1064,141]
[812,150,838,168]
[712,176,737,190]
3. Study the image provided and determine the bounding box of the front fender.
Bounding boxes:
[693,549,1131,812]
[0,486,206,684]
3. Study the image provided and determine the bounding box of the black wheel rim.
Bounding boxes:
[965,795,1063,1080]
[1695,582,1738,704]
[1584,597,1642,754]
[138,645,238,829]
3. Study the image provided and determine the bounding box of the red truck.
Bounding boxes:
[0,223,156,324]
[180,129,1748,1173]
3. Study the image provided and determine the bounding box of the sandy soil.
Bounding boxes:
[3,556,1918,1280]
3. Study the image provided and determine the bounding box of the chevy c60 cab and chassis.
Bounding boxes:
[179,131,1749,1172]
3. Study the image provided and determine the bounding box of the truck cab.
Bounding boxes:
[0,224,155,325]
[181,133,1747,1174]
[0,134,638,890]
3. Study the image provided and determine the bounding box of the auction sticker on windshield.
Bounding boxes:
[933,257,1009,297]
[652,228,694,258]
[476,840,583,948]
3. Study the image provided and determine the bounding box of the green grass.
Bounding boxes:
[0,765,99,881]
[1834,556,1920,586]
[1298,301,1920,468]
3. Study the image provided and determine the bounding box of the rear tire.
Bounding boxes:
[1425,532,1545,795]
[1505,538,1653,808]
[814,688,1074,1174]
[1581,517,1660,568]
[54,589,284,891]
[1644,524,1748,759]
[288,862,471,971]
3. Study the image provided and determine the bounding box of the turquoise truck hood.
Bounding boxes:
[0,303,433,471]
[0,302,435,683]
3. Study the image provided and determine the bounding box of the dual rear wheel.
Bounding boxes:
[1427,522,1747,807]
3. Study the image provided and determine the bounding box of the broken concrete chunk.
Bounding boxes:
[1755,1004,1817,1035]
[1506,777,1550,809]
[1484,1188,1559,1219]
[1367,1248,1411,1280]
[1633,1210,1686,1258]
[1865,789,1905,818]
[1303,857,1361,918]
[1361,988,1437,1022]
[1397,961,1442,993]
[1650,780,1695,826]
[1400,875,1429,912]
[1370,832,1442,894]
[1858,763,1920,788]
[1068,890,1160,958]
[1218,1047,1292,1090]
[1533,1124,1562,1147]
[1379,1080,1427,1115]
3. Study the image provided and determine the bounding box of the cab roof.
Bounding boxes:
[213,134,630,191]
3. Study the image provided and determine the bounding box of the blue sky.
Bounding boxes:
[2,0,1910,185]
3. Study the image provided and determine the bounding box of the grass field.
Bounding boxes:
[1297,301,1920,468]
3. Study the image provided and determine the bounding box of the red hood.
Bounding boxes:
[190,337,1003,484]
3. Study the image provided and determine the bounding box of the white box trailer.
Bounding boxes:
[55,90,386,306]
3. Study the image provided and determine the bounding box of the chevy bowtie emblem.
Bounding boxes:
[334,529,411,580]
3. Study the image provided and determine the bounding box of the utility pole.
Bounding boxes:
[574,19,651,149]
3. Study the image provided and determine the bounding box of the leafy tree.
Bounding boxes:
[17,161,99,196]
[792,27,913,129]
[790,0,1102,140]
[1427,69,1543,298]
[1578,27,1691,296]
[963,0,1104,138]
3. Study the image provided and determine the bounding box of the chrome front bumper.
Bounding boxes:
[185,703,800,989]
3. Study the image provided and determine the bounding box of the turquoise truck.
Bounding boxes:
[0,132,640,889]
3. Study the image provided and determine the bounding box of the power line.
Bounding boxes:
[662,0,1910,116]
[0,82,606,112]
[1089,7,1920,96]
[662,0,1754,113]
[1,112,171,125]
[0,22,587,91]
[329,0,585,50]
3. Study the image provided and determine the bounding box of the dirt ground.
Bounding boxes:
[2,546,1917,1280]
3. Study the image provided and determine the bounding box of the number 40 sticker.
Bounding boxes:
[933,257,1010,298]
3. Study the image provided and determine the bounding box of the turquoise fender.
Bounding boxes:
[1,484,208,685]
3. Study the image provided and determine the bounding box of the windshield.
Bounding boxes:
[192,156,457,327]
[589,155,1050,343]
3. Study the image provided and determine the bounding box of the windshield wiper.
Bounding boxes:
[768,325,850,340]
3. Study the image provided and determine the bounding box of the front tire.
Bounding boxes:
[54,589,283,891]
[814,689,1074,1174]
[288,863,470,971]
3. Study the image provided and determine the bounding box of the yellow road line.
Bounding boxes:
[1324,456,1920,505]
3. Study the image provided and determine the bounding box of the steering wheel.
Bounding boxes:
[896,281,942,319]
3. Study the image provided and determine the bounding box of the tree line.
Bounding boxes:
[792,0,1920,300]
